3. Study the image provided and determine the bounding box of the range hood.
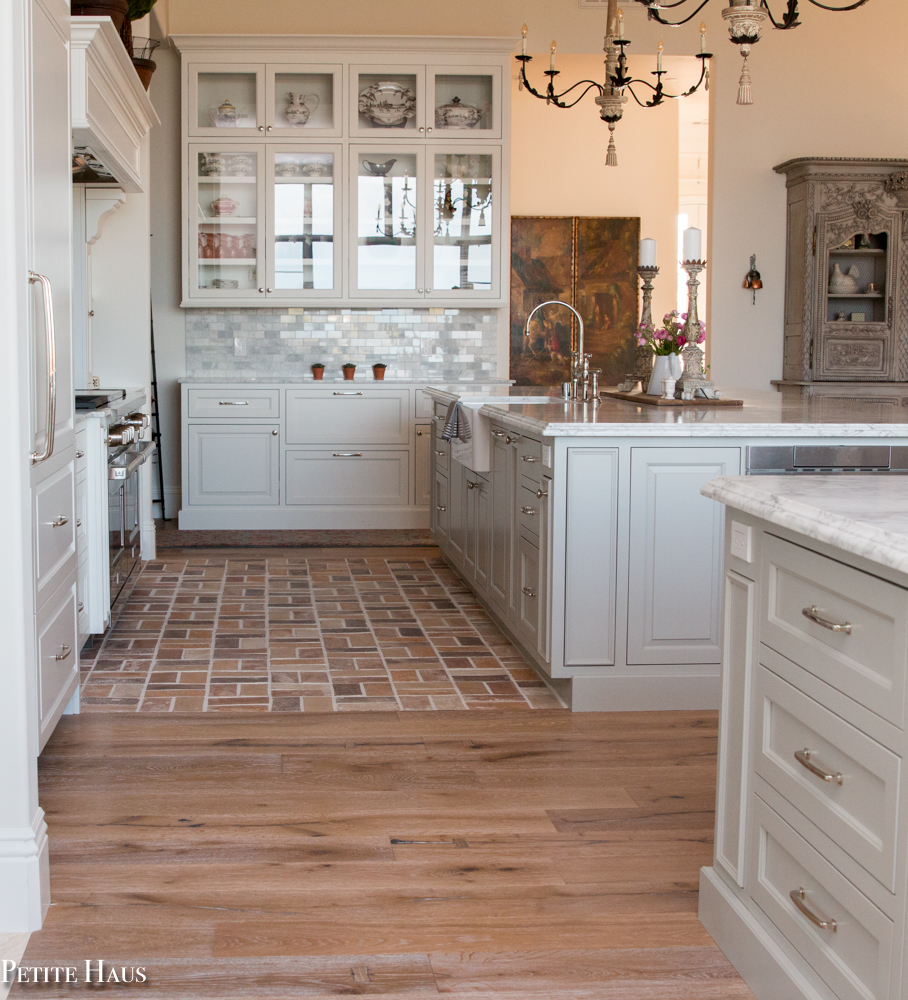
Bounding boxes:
[70,17,159,193]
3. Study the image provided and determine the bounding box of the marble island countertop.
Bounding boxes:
[425,385,908,438]
[702,474,908,576]
[179,377,513,386]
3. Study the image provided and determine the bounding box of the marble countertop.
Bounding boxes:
[703,474,908,576]
[427,385,908,437]
[180,377,513,386]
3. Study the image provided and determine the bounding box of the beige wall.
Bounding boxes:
[510,53,681,326]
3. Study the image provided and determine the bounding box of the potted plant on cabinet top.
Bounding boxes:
[342,363,356,381]
[311,363,325,381]
[71,0,130,31]
[372,363,387,381]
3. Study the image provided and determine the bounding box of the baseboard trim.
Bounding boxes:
[698,866,830,1000]
[177,507,431,530]
[568,671,721,711]
[0,811,49,931]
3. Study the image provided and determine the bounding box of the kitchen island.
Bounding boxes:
[698,474,908,1000]
[425,385,908,711]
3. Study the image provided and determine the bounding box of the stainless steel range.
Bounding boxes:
[107,414,155,613]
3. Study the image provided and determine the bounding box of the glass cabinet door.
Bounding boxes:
[190,145,265,299]
[825,231,891,326]
[266,65,342,136]
[351,149,424,296]
[188,65,265,137]
[431,68,500,138]
[268,147,341,298]
[350,67,424,138]
[429,150,498,297]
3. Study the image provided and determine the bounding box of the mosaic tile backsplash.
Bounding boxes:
[185,307,501,379]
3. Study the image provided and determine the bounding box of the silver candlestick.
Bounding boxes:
[675,260,720,400]
[617,265,658,392]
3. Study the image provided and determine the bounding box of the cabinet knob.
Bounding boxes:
[416,430,423,436]
[77,602,84,613]
[266,288,273,294]
[436,504,446,511]
[521,506,537,516]
[418,288,424,294]
[76,518,82,527]
[435,450,445,456]
[467,480,480,490]
[522,587,536,598]
[258,125,265,132]
[266,125,273,132]
[75,450,84,458]
[258,287,265,293]
[271,430,278,436]
[426,127,433,134]
[535,488,548,499]
[522,455,538,463]
[51,515,68,527]
[418,126,426,134]
[425,288,432,294]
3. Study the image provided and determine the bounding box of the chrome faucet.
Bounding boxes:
[525,300,594,401]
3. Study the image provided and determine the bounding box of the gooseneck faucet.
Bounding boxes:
[525,300,596,401]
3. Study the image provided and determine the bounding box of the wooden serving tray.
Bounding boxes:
[600,389,744,407]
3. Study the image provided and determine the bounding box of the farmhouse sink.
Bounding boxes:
[450,396,560,472]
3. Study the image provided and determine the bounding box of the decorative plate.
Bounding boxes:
[358,81,416,128]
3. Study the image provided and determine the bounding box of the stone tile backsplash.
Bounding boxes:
[185,307,500,379]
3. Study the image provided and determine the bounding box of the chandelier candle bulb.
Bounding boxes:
[618,9,625,38]
[657,40,664,72]
[700,22,707,53]
[639,238,658,268]
[521,23,527,55]
[550,40,557,71]
[683,226,702,262]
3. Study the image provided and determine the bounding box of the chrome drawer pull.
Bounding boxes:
[75,450,85,459]
[802,606,852,634]
[795,748,843,785]
[467,480,481,490]
[53,644,72,661]
[522,455,538,463]
[491,429,507,438]
[535,489,548,499]
[333,391,363,396]
[219,400,249,405]
[436,504,446,511]
[77,602,84,613]
[521,506,537,516]
[435,450,445,456]
[332,452,363,458]
[522,587,536,598]
[51,515,68,527]
[790,888,837,932]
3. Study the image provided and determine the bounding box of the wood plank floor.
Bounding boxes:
[13,709,755,998]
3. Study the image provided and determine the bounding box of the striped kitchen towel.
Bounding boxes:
[441,401,472,443]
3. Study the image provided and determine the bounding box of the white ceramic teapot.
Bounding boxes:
[285,92,319,127]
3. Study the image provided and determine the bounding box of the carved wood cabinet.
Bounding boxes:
[775,158,908,384]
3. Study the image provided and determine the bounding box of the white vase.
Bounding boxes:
[647,354,680,395]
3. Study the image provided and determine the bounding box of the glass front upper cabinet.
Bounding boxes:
[189,66,264,137]
[352,149,423,295]
[431,69,500,138]
[431,150,498,297]
[190,145,265,299]
[825,231,892,326]
[350,68,423,138]
[266,65,342,137]
[268,147,341,297]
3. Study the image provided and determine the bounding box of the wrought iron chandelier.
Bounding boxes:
[516,0,871,167]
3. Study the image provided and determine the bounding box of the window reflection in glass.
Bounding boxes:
[273,152,334,290]
[433,154,492,291]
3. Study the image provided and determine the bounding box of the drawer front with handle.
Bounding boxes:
[285,450,409,506]
[187,389,280,419]
[761,533,908,727]
[755,663,900,891]
[35,463,75,609]
[286,389,409,445]
[518,484,541,540]
[519,436,542,484]
[433,423,450,474]
[748,795,893,1000]
[38,579,79,751]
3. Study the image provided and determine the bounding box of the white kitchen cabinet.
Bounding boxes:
[414,423,432,507]
[489,427,517,614]
[286,388,409,445]
[626,447,741,665]
[431,467,449,545]
[174,36,512,308]
[37,576,78,751]
[285,450,409,506]
[446,455,467,565]
[463,470,489,592]
[187,424,280,506]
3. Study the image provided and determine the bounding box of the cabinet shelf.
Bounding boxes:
[199,217,257,225]
[830,249,887,256]
[198,258,257,265]
[198,175,257,183]
[274,176,333,184]
[827,292,884,299]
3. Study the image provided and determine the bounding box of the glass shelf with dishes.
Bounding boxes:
[825,231,891,325]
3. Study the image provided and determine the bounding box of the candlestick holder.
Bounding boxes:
[675,260,720,401]
[617,265,658,392]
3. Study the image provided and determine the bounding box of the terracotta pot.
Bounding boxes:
[342,367,356,381]
[373,366,386,380]
[71,0,129,31]
[312,367,324,380]
[132,57,156,91]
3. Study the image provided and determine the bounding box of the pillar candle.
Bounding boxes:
[683,227,702,262]
[639,238,657,268]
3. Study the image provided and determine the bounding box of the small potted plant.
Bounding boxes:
[311,362,325,381]
[372,362,387,381]
[342,363,356,381]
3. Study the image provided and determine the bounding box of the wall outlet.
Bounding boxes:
[233,337,246,357]
[730,520,753,564]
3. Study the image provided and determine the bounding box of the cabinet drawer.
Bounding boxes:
[755,664,900,891]
[35,463,76,608]
[415,390,434,418]
[517,484,541,539]
[517,534,540,645]
[75,474,88,556]
[187,425,280,506]
[77,556,89,640]
[433,423,450,473]
[748,795,893,1000]
[432,470,449,543]
[285,450,409,506]
[187,388,280,419]
[286,389,409,445]
[519,436,542,483]
[38,578,79,750]
[762,533,908,727]
[75,425,87,477]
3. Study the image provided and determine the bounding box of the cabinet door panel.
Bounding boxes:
[188,425,279,506]
[517,535,540,646]
[414,423,432,506]
[38,577,78,752]
[564,448,619,666]
[431,470,448,544]
[627,447,741,665]
[188,64,265,137]
[447,457,466,564]
[285,450,408,506]
[35,462,76,610]
[286,389,409,445]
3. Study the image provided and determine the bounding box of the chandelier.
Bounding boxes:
[516,0,871,167]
